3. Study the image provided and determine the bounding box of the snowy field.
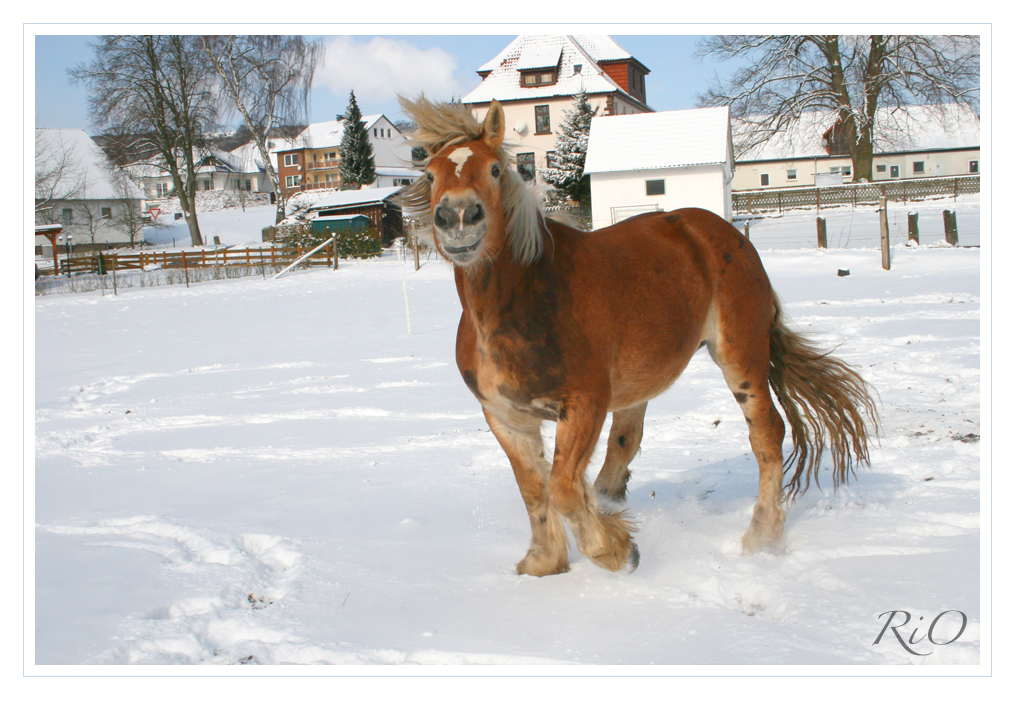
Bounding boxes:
[31,204,986,673]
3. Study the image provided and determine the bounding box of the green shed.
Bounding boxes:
[310,214,371,237]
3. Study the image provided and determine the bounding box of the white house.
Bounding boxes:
[731,104,980,191]
[584,107,734,229]
[462,35,653,184]
[35,128,147,253]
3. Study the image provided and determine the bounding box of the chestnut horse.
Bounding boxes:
[399,95,878,576]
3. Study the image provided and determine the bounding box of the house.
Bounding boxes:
[35,128,146,254]
[276,114,413,196]
[303,186,405,246]
[731,104,980,191]
[461,35,653,183]
[130,138,298,201]
[584,107,734,228]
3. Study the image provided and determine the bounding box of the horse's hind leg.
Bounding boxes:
[594,402,648,502]
[708,334,787,554]
[483,409,570,576]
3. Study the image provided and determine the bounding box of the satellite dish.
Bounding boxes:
[514,120,528,134]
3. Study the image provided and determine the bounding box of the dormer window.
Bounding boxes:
[521,70,556,87]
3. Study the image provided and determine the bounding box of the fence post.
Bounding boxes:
[879,196,891,270]
[908,212,920,245]
[744,221,750,241]
[816,217,827,249]
[943,210,959,246]
[183,250,189,287]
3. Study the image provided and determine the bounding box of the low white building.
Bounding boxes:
[35,128,147,253]
[731,104,980,191]
[584,107,734,229]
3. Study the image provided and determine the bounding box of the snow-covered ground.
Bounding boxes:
[32,205,985,671]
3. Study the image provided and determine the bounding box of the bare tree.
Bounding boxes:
[107,169,148,248]
[35,130,86,220]
[198,35,322,224]
[697,35,980,182]
[71,35,218,246]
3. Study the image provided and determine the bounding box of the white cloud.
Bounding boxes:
[318,36,466,106]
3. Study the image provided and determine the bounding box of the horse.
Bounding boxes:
[398,95,879,577]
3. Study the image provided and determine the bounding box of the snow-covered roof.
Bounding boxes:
[374,166,423,177]
[465,35,643,105]
[584,107,731,174]
[306,186,404,211]
[35,128,143,200]
[295,114,385,150]
[312,214,370,222]
[735,104,980,162]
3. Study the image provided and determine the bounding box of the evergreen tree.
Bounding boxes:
[339,90,376,188]
[541,91,598,206]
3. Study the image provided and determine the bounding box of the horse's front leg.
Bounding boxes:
[483,409,570,576]
[549,398,639,573]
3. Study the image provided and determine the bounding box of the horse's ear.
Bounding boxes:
[482,100,505,151]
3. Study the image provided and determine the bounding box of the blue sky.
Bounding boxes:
[34,34,735,134]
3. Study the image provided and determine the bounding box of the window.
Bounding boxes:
[101,207,112,219]
[61,208,73,226]
[535,105,551,134]
[645,179,665,196]
[285,174,302,188]
[373,128,378,137]
[283,153,298,167]
[203,180,212,191]
[244,179,252,191]
[876,164,887,173]
[545,151,556,169]
[517,153,536,181]
[829,165,851,177]
[760,173,770,187]
[157,182,170,197]
[232,179,241,189]
[969,160,979,174]
[913,161,925,175]
[521,70,556,87]
[786,169,797,181]
[387,129,391,138]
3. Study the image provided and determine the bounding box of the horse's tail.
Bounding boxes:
[767,296,880,500]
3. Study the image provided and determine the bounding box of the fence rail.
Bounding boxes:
[37,244,365,278]
[733,175,979,214]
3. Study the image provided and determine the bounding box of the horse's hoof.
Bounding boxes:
[624,543,640,573]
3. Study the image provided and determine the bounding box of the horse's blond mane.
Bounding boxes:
[396,94,546,266]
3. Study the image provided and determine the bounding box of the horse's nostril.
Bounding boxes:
[464,202,485,226]
[434,203,457,231]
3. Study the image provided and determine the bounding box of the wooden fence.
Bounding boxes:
[38,244,367,277]
[733,175,980,215]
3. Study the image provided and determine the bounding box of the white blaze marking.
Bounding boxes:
[448,147,473,177]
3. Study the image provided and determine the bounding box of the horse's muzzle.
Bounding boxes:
[433,195,487,264]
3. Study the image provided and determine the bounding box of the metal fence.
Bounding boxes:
[733,175,980,215]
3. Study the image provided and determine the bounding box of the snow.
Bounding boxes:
[33,207,985,672]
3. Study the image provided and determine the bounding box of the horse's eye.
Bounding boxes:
[426,172,434,183]
[491,164,501,179]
